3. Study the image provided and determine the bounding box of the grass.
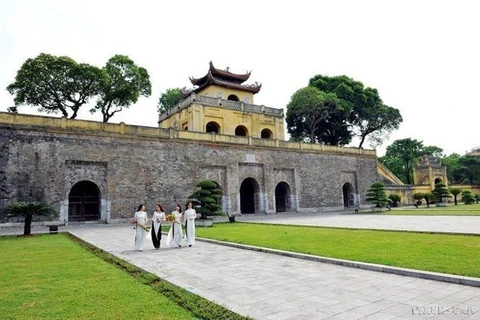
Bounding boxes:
[363,203,480,215]
[196,223,480,278]
[0,234,249,320]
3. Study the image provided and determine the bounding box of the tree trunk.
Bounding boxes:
[405,160,411,184]
[358,135,366,149]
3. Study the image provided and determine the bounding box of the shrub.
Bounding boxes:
[188,180,223,219]
[388,193,401,207]
[461,190,476,205]
[432,183,451,203]
[365,182,389,207]
[413,193,424,207]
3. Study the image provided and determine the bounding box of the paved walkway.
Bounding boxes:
[69,219,480,320]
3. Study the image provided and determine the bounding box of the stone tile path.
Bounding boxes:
[69,221,480,320]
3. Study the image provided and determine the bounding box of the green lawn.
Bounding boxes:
[385,203,480,215]
[0,234,247,320]
[196,223,480,278]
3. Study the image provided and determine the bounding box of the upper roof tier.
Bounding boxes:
[189,61,261,94]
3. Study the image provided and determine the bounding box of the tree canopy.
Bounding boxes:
[7,53,151,122]
[306,75,403,148]
[91,55,151,122]
[157,88,184,113]
[286,87,346,144]
[7,53,102,119]
[379,138,444,184]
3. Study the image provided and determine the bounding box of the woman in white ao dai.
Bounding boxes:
[183,201,197,247]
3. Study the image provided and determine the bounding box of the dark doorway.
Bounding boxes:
[68,181,100,221]
[206,121,220,134]
[343,182,355,207]
[434,178,442,185]
[261,129,273,139]
[235,126,248,136]
[227,94,239,101]
[275,182,291,212]
[240,177,259,214]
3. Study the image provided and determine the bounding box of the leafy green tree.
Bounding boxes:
[2,202,57,235]
[382,138,424,184]
[388,193,401,207]
[309,75,402,148]
[461,190,476,205]
[413,192,424,207]
[365,182,389,207]
[92,55,151,122]
[448,188,462,205]
[7,53,102,119]
[313,102,352,145]
[188,180,223,220]
[380,139,444,184]
[457,156,480,184]
[423,146,444,158]
[432,183,451,204]
[157,88,184,113]
[423,192,435,208]
[286,87,344,144]
[442,153,462,184]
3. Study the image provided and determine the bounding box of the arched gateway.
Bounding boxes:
[275,182,291,212]
[342,182,355,208]
[68,181,100,221]
[240,178,260,214]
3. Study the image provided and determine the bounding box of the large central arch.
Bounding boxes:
[240,177,260,214]
[68,181,100,221]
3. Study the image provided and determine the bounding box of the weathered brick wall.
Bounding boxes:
[0,123,378,220]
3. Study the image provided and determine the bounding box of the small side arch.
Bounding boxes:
[235,125,248,136]
[239,177,260,214]
[275,181,292,212]
[342,182,355,208]
[261,128,273,139]
[206,121,220,134]
[227,94,240,101]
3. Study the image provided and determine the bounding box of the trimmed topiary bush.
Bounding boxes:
[188,179,223,220]
[365,182,389,208]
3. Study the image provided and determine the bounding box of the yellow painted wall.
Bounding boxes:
[159,102,285,140]
[197,84,255,104]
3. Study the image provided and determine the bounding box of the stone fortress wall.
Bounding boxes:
[0,112,378,222]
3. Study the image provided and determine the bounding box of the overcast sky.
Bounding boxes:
[1,0,478,156]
